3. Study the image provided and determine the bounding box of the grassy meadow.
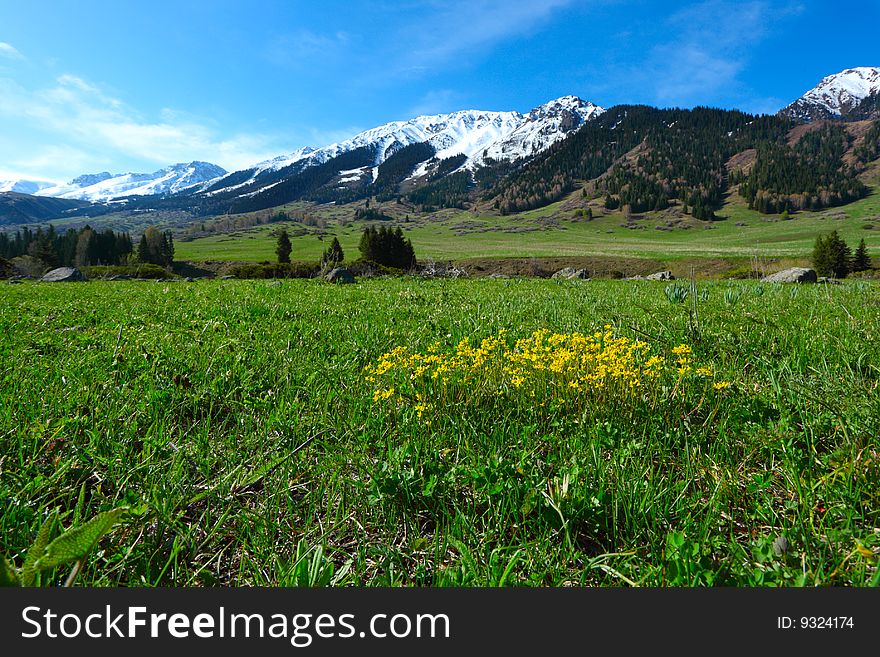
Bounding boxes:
[2,277,879,586]
[173,162,880,265]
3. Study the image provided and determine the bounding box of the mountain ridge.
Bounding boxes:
[32,161,228,202]
[200,95,604,199]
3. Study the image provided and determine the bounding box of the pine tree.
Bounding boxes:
[359,226,378,262]
[137,235,149,264]
[812,233,832,276]
[828,231,852,278]
[28,229,59,268]
[162,232,175,266]
[358,226,415,269]
[321,237,344,267]
[276,229,292,264]
[813,230,852,278]
[852,238,872,272]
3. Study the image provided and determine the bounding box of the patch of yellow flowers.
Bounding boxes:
[365,327,730,419]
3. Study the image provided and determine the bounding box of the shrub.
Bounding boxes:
[722,266,761,280]
[82,264,169,279]
[346,260,403,278]
[10,255,48,278]
[228,262,318,279]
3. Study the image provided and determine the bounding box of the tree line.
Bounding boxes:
[275,224,416,271]
[0,223,177,270]
[0,225,133,268]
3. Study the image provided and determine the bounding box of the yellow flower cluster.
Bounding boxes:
[365,327,730,417]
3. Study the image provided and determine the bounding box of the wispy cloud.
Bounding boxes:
[264,0,575,87]
[647,1,774,105]
[400,0,573,72]
[591,0,803,111]
[0,74,292,179]
[0,42,25,60]
[264,29,351,69]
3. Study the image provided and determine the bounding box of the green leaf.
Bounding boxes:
[21,512,57,587]
[34,508,127,572]
[0,556,20,587]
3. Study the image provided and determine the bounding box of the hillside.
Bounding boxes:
[0,192,89,227]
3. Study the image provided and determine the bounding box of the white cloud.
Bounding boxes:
[0,42,24,60]
[0,74,292,179]
[406,0,572,66]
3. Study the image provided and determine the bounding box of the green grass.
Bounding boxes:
[2,278,878,586]
[173,183,880,265]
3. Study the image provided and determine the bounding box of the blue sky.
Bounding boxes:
[0,0,877,182]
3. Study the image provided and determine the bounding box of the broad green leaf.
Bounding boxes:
[21,512,57,587]
[0,556,20,587]
[35,508,127,571]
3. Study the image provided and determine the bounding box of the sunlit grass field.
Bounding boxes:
[2,278,879,586]
[173,176,880,264]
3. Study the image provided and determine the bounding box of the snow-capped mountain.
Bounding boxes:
[0,179,55,195]
[37,162,227,202]
[779,67,880,122]
[476,96,603,164]
[206,96,604,196]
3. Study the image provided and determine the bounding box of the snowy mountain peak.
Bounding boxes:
[36,161,227,201]
[476,95,604,165]
[70,172,113,187]
[528,95,602,120]
[779,66,880,122]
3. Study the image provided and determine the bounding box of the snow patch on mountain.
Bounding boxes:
[338,167,368,183]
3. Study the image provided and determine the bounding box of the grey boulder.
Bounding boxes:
[551,267,590,280]
[41,267,87,282]
[761,267,817,283]
[326,267,355,284]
